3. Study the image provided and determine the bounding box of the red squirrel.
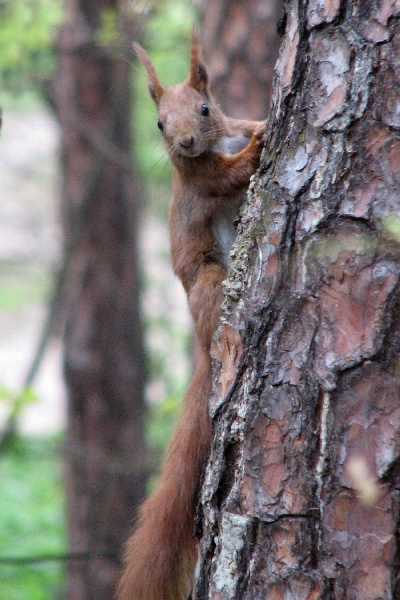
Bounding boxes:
[118,32,264,600]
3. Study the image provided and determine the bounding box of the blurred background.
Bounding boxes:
[0,0,281,598]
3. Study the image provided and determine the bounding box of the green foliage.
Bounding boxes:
[0,436,67,599]
[0,383,38,422]
[0,0,62,97]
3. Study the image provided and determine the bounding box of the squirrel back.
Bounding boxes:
[118,33,264,600]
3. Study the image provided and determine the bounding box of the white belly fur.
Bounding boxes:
[211,134,250,269]
[212,135,249,155]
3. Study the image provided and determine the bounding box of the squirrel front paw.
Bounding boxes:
[246,123,265,161]
[253,122,265,147]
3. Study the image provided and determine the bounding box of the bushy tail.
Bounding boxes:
[118,354,212,600]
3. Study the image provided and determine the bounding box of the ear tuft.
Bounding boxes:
[134,42,164,105]
[189,30,209,95]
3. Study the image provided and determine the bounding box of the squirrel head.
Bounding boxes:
[134,31,226,159]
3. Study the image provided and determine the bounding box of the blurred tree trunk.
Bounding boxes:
[200,0,283,119]
[195,1,400,598]
[54,2,146,599]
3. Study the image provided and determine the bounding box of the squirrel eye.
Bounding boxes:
[201,104,209,116]
[157,119,164,131]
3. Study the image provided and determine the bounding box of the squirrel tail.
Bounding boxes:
[118,353,212,600]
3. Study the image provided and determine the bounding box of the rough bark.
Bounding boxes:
[55,3,147,599]
[195,1,400,598]
[200,0,283,119]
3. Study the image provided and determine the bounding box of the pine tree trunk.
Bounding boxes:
[200,0,283,119]
[55,3,147,598]
[195,1,400,598]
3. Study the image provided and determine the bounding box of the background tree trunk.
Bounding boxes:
[200,0,283,119]
[55,2,147,599]
[195,1,400,598]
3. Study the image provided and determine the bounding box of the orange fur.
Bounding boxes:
[118,32,264,600]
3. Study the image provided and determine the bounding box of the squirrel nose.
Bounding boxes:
[179,136,194,149]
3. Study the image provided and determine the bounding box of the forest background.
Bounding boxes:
[0,1,198,598]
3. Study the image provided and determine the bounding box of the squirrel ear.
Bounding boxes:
[188,30,209,95]
[133,42,164,105]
